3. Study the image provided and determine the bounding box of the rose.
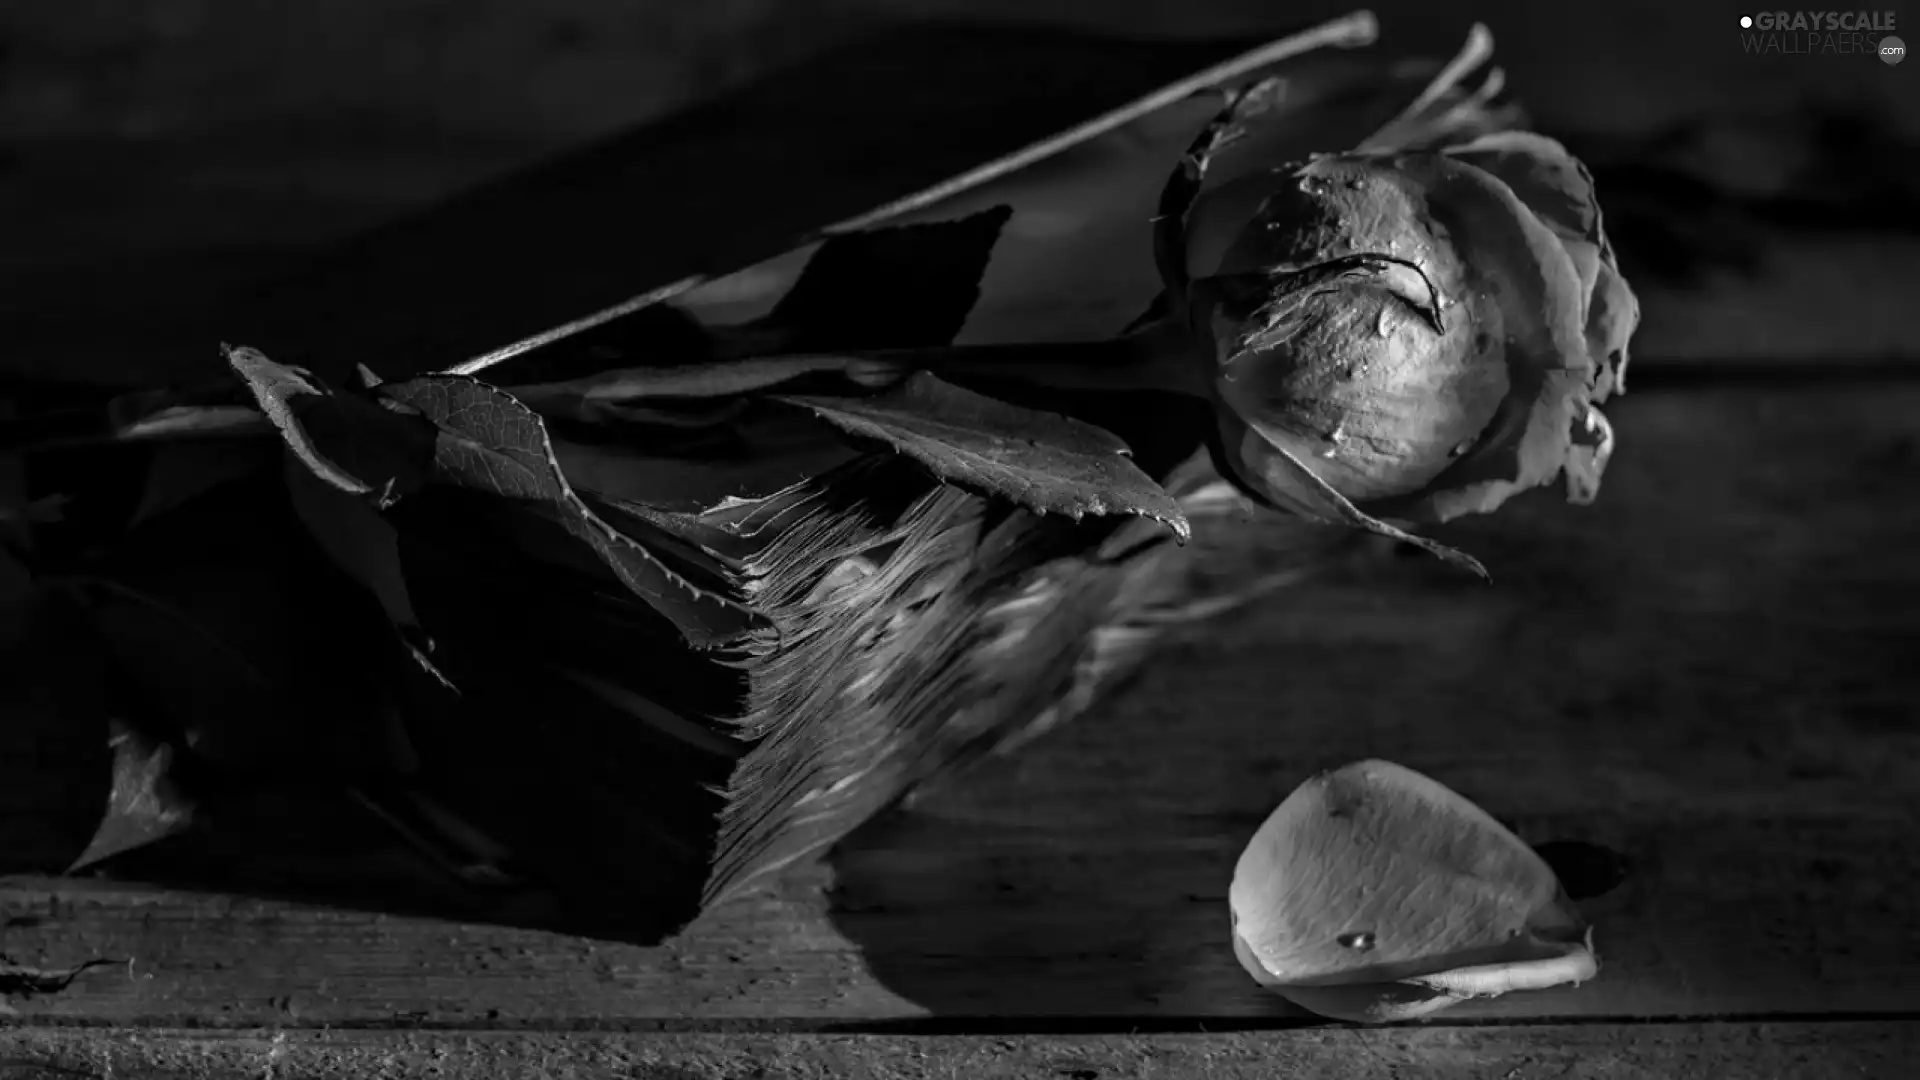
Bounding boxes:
[1172,131,1639,536]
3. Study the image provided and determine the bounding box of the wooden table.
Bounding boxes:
[4,24,1917,1080]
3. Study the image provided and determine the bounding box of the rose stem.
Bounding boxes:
[448,12,1382,382]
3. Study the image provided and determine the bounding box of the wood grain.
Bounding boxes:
[2,381,1915,1027]
[3,1014,1920,1076]
[1,1022,1913,1079]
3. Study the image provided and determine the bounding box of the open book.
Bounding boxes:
[3,14,1628,935]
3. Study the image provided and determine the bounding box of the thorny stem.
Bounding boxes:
[443,276,707,378]
[504,321,1208,413]
[824,13,1382,233]
[438,14,1382,380]
[835,325,1210,397]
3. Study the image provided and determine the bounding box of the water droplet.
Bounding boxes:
[1450,440,1474,457]
[1337,931,1376,951]
[1375,308,1393,337]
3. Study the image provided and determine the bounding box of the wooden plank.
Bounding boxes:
[1,1022,1914,1080]
[2,380,1915,1025]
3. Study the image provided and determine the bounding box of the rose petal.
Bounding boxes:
[1275,979,1465,1023]
[1176,57,1497,285]
[1444,131,1600,249]
[1351,154,1598,523]
[1206,155,1475,293]
[1386,368,1591,522]
[1229,760,1586,988]
[1212,405,1489,579]
[1391,154,1594,389]
[1563,404,1614,505]
[1205,260,1507,504]
[1585,257,1640,401]
[1445,130,1639,401]
[1232,923,1465,1022]
[1560,238,1604,328]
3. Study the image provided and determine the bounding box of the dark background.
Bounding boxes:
[2,0,1914,385]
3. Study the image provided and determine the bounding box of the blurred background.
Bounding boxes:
[1,0,1914,377]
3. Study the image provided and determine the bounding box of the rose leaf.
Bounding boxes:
[378,374,760,647]
[68,719,197,874]
[758,206,1015,351]
[776,371,1188,539]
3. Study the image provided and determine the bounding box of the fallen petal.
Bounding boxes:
[1230,759,1595,1022]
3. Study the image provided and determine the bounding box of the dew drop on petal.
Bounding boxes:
[1376,307,1393,337]
[1337,931,1376,951]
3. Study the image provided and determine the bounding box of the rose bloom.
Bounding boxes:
[1175,131,1639,526]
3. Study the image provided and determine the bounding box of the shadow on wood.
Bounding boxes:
[822,384,1920,1021]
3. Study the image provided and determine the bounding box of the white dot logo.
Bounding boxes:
[1883,34,1907,65]
[1740,15,1753,28]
